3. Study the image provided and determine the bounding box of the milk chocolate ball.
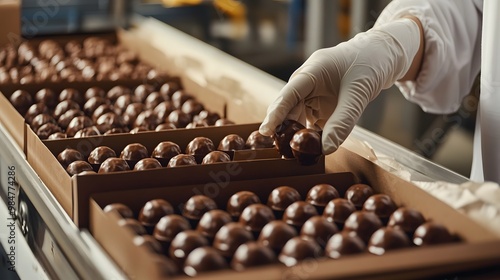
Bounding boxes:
[120,143,149,164]
[59,88,83,105]
[413,222,453,246]
[151,141,181,166]
[167,109,191,128]
[325,231,365,259]
[58,109,85,130]
[184,247,228,276]
[144,92,165,110]
[290,129,322,165]
[10,89,33,115]
[153,214,191,248]
[98,158,131,173]
[167,154,197,167]
[282,201,318,231]
[159,81,181,99]
[388,207,426,237]
[273,119,305,159]
[306,184,340,214]
[185,137,215,160]
[118,218,147,236]
[169,230,209,267]
[85,87,106,101]
[231,242,276,271]
[185,121,209,129]
[368,227,411,255]
[218,134,246,151]
[239,204,275,237]
[114,94,137,115]
[196,210,232,242]
[344,211,383,244]
[257,220,298,254]
[134,110,161,130]
[181,99,204,117]
[103,203,134,219]
[155,123,176,131]
[130,126,150,134]
[139,199,174,229]
[213,222,254,258]
[300,216,339,248]
[31,113,56,132]
[362,194,397,224]
[134,84,156,102]
[345,184,374,210]
[37,123,62,140]
[88,146,116,166]
[227,191,261,220]
[201,151,231,164]
[54,100,80,120]
[182,195,218,227]
[66,116,93,137]
[134,158,162,171]
[194,110,220,126]
[83,96,109,116]
[48,132,67,140]
[171,90,194,109]
[245,130,274,149]
[57,148,84,168]
[323,198,356,230]
[66,160,93,176]
[153,101,175,121]
[74,126,100,138]
[214,118,235,126]
[35,88,57,109]
[267,186,302,218]
[278,236,321,267]
[107,85,131,102]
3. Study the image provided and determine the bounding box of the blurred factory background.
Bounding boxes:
[20,0,476,177]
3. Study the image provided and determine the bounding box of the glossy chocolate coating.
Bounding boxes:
[37,123,63,140]
[151,141,181,165]
[186,121,209,129]
[139,199,174,228]
[213,222,254,258]
[129,126,150,134]
[194,110,220,126]
[171,90,194,109]
[413,222,453,246]
[344,211,383,244]
[83,96,109,116]
[282,201,319,230]
[290,129,322,165]
[273,119,305,159]
[103,203,134,219]
[159,81,181,99]
[300,216,339,248]
[118,218,147,235]
[201,151,231,164]
[363,194,397,224]
[25,103,49,124]
[167,109,191,128]
[214,118,235,126]
[120,143,149,163]
[278,236,321,267]
[325,231,365,259]
[169,230,209,266]
[48,132,67,140]
[74,126,100,138]
[245,130,274,149]
[134,110,161,130]
[66,160,93,176]
[57,148,84,168]
[167,154,197,167]
[196,210,232,242]
[231,241,276,271]
[155,123,176,131]
[31,113,56,132]
[104,127,128,135]
[267,186,302,216]
[107,85,131,102]
[98,158,131,173]
[66,116,93,137]
[35,88,57,108]
[134,84,156,102]
[322,198,356,229]
[368,227,410,255]
[58,109,84,130]
[133,235,163,254]
[59,88,83,105]
[257,220,297,254]
[133,158,162,171]
[227,191,261,220]
[345,184,374,209]
[239,204,275,235]
[182,195,218,222]
[54,100,80,120]
[388,207,426,236]
[306,184,340,212]
[84,87,106,101]
[153,101,175,121]
[184,247,228,276]
[114,94,137,115]
[10,89,33,115]
[181,99,204,117]
[218,134,246,151]
[123,103,144,126]
[88,146,117,165]
[185,137,215,158]
[144,92,165,110]
[153,214,191,244]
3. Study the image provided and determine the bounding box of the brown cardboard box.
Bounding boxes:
[88,147,500,279]
[26,122,325,226]
[0,0,20,48]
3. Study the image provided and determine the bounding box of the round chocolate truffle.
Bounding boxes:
[167,154,197,167]
[118,218,147,236]
[214,118,235,126]
[343,211,383,244]
[169,230,209,267]
[306,184,340,214]
[83,96,109,116]
[35,88,57,108]
[139,199,174,229]
[231,241,276,271]
[31,113,56,132]
[103,203,134,219]
[387,207,426,237]
[84,87,106,101]
[151,141,181,166]
[74,126,100,138]
[25,103,49,124]
[144,92,165,110]
[88,146,117,167]
[413,222,453,246]
[159,81,181,99]
[59,88,83,105]
[66,160,93,176]
[155,123,176,131]
[368,227,410,255]
[245,130,274,149]
[58,109,84,130]
[134,84,156,103]
[322,198,356,230]
[114,94,137,115]
[184,247,228,277]
[362,194,397,224]
[325,231,365,259]
[130,126,150,134]
[66,116,93,137]
[153,101,175,121]
[134,110,161,130]
[171,90,194,109]
[120,143,149,167]
[227,191,261,220]
[273,119,305,159]
[201,151,231,164]
[167,109,191,128]
[182,195,218,227]
[218,134,246,151]
[278,236,321,267]
[107,85,131,102]
[257,220,298,254]
[37,123,63,140]
[185,137,215,161]
[239,204,275,238]
[290,129,322,165]
[92,104,115,123]
[153,214,191,249]
[48,132,67,140]
[10,89,33,115]
[133,235,163,254]
[267,186,302,218]
[181,99,204,117]
[300,216,339,248]
[194,110,220,126]
[133,158,162,171]
[282,201,319,231]
[196,210,233,242]
[213,222,254,258]
[123,103,144,126]
[57,148,84,168]
[98,158,131,173]
[185,121,209,129]
[54,100,80,120]
[344,184,374,210]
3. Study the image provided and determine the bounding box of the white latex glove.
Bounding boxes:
[259,18,421,154]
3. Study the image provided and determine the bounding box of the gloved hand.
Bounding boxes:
[259,18,421,154]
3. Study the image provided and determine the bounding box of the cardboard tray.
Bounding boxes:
[26,122,325,226]
[88,147,500,279]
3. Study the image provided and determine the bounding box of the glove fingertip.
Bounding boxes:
[258,124,274,137]
[321,132,340,155]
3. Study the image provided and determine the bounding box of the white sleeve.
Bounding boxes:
[375,0,483,114]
